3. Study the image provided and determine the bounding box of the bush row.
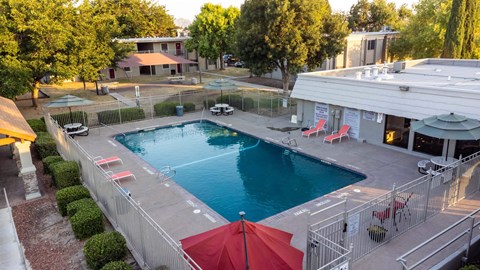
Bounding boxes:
[97,108,145,125]
[84,231,128,270]
[42,155,63,174]
[67,198,104,240]
[35,132,59,159]
[51,160,80,189]
[52,111,88,127]
[100,261,133,270]
[153,102,195,116]
[27,118,47,133]
[56,185,91,216]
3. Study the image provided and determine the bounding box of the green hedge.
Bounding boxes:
[52,111,88,127]
[51,161,80,189]
[84,231,127,270]
[67,198,104,239]
[56,185,91,216]
[35,132,59,159]
[27,118,47,133]
[204,99,216,108]
[154,102,195,117]
[97,108,145,125]
[100,261,133,270]
[215,94,254,110]
[42,155,64,175]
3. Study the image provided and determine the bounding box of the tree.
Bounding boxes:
[389,0,451,59]
[370,0,398,31]
[186,3,240,70]
[1,0,78,107]
[460,0,478,58]
[442,0,467,58]
[91,0,176,38]
[236,0,349,94]
[348,0,371,31]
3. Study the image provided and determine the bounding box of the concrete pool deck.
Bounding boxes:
[73,110,473,268]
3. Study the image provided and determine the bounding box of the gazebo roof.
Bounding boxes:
[0,96,36,145]
[118,52,197,68]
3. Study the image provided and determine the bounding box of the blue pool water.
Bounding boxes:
[115,121,365,222]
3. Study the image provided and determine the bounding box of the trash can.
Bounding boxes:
[101,85,109,94]
[176,105,184,116]
[191,77,198,85]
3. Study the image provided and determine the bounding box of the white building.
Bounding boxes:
[291,58,480,158]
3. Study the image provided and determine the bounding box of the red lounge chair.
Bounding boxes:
[323,125,350,144]
[302,119,327,138]
[94,156,123,168]
[106,170,136,182]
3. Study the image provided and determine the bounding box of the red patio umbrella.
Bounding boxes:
[180,216,304,270]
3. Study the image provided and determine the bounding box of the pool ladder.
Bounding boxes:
[157,166,176,182]
[281,136,297,147]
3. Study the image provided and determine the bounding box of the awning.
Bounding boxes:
[0,96,37,145]
[118,53,197,68]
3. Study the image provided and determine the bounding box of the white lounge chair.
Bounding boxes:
[94,156,123,168]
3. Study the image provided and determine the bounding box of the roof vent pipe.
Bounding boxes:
[364,67,371,78]
[372,66,379,77]
[355,72,362,80]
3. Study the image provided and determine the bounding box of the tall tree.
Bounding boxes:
[91,0,176,38]
[186,4,240,70]
[236,0,349,94]
[460,0,477,58]
[442,0,467,58]
[1,0,77,107]
[369,0,397,31]
[348,0,371,31]
[389,0,451,59]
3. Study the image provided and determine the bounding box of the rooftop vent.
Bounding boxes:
[364,67,371,78]
[393,61,406,73]
[355,72,362,80]
[372,66,379,77]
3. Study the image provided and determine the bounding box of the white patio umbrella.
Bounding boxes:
[45,95,93,124]
[204,79,238,103]
[411,113,480,160]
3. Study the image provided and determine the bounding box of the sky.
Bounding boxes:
[155,0,419,24]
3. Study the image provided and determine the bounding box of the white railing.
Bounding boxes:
[308,151,480,269]
[45,115,201,270]
[2,188,26,268]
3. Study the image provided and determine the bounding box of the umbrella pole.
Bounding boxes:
[445,139,450,161]
[69,107,73,124]
[239,211,249,270]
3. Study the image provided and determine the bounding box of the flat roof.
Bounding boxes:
[0,96,36,143]
[307,59,480,92]
[116,37,190,43]
[291,59,480,120]
[118,53,196,68]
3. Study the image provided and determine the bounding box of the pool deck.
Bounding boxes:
[74,110,472,269]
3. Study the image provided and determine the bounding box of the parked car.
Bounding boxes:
[234,61,245,68]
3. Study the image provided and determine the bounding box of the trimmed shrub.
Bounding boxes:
[35,132,59,159]
[67,198,104,239]
[42,155,64,174]
[84,231,127,270]
[204,99,216,108]
[154,101,195,117]
[52,111,88,127]
[216,94,254,110]
[100,261,133,270]
[56,185,91,216]
[183,102,195,112]
[51,161,80,189]
[154,101,177,116]
[27,118,47,133]
[97,108,145,125]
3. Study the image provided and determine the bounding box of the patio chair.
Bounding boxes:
[106,170,136,183]
[372,207,399,231]
[323,125,350,144]
[394,192,413,220]
[302,119,326,138]
[94,156,123,168]
[417,159,431,174]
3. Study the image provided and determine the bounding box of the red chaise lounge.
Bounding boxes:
[323,125,351,144]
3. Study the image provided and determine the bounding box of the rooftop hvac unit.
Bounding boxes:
[393,61,406,73]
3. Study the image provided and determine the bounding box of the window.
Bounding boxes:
[123,67,131,72]
[161,43,168,51]
[163,64,170,69]
[367,40,376,50]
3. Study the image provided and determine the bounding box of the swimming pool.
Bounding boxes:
[115,121,365,222]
